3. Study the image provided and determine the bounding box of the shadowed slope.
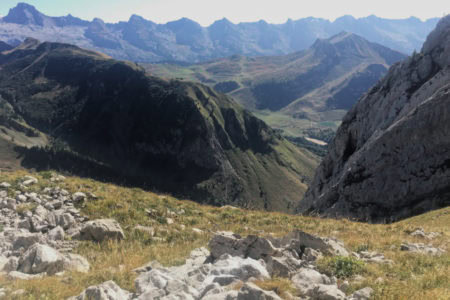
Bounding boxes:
[0,40,318,212]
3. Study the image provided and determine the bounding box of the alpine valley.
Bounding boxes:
[0,2,448,300]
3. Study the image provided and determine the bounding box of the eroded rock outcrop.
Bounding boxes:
[70,230,373,300]
[0,178,95,280]
[298,15,450,222]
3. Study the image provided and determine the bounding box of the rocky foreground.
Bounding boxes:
[0,175,446,299]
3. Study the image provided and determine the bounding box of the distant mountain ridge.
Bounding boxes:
[0,3,439,62]
[147,32,407,136]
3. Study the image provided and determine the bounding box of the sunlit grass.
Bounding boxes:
[0,170,448,299]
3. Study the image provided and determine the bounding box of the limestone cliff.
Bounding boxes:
[297,15,450,222]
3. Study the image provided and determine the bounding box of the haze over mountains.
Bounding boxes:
[0,3,439,63]
[148,32,407,137]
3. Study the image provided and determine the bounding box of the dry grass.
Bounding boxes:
[0,169,449,299]
[253,277,299,298]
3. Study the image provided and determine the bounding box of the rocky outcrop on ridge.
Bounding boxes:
[0,3,439,62]
[298,15,450,222]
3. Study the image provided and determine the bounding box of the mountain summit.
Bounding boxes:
[0,3,439,62]
[297,15,450,222]
[2,3,44,25]
[2,2,88,27]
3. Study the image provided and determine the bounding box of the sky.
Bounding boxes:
[0,0,448,26]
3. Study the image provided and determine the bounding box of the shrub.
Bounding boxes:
[356,243,370,252]
[317,256,365,279]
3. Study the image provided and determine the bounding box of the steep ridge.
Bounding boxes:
[2,2,88,27]
[0,3,439,62]
[147,33,406,135]
[297,16,450,222]
[0,40,318,212]
[0,41,13,52]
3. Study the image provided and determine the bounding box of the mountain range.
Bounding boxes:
[0,38,318,212]
[147,32,406,138]
[0,3,439,63]
[298,15,450,222]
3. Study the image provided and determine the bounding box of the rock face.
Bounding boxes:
[298,15,450,222]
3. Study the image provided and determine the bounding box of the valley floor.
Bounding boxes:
[0,170,448,299]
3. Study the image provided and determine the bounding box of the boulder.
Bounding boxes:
[72,192,86,203]
[410,228,440,239]
[291,268,344,299]
[266,252,304,278]
[199,283,223,299]
[55,212,76,230]
[68,281,132,300]
[64,253,90,273]
[21,176,38,186]
[203,290,239,300]
[0,182,11,188]
[135,268,173,294]
[292,268,334,288]
[309,284,346,300]
[207,255,270,284]
[209,232,279,261]
[0,256,8,272]
[348,287,374,300]
[13,232,44,250]
[209,231,244,259]
[3,257,19,272]
[7,271,45,280]
[400,243,445,255]
[132,260,162,274]
[303,247,323,262]
[280,230,349,257]
[357,251,393,264]
[133,225,155,236]
[48,226,65,241]
[79,219,125,242]
[18,244,66,275]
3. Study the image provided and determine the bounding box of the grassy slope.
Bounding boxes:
[145,36,404,140]
[0,170,448,299]
[145,56,344,138]
[0,42,319,212]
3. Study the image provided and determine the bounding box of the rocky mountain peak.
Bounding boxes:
[16,37,41,50]
[421,14,450,66]
[2,2,45,26]
[311,32,372,58]
[211,17,235,29]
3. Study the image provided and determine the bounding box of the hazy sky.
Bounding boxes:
[0,0,448,25]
